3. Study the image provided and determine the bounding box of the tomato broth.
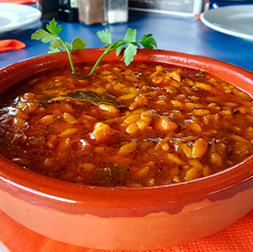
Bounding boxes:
[0,62,252,187]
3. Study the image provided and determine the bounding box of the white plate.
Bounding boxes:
[200,5,253,41]
[0,3,41,33]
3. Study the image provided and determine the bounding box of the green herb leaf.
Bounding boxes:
[116,44,124,57]
[61,90,126,108]
[31,29,56,43]
[46,19,61,36]
[97,28,112,44]
[123,44,137,66]
[31,19,87,75]
[48,46,60,53]
[71,37,87,50]
[89,28,157,75]
[123,28,137,43]
[139,34,157,49]
[32,19,157,77]
[49,40,71,52]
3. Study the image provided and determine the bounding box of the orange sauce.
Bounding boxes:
[0,62,252,187]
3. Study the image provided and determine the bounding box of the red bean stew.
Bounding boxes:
[0,62,253,187]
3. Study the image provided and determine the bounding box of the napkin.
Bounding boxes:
[0,0,36,4]
[0,209,252,252]
[0,40,26,52]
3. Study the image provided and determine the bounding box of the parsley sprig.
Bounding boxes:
[89,28,157,75]
[31,19,87,75]
[31,19,157,76]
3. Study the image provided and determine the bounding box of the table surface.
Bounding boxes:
[0,1,253,72]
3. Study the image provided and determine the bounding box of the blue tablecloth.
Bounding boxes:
[0,1,253,72]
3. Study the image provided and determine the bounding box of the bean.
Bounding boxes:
[118,142,138,156]
[154,117,178,132]
[63,112,78,124]
[192,138,208,159]
[59,128,79,137]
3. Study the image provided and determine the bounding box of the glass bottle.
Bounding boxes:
[78,0,128,25]
[79,0,105,25]
[105,0,128,24]
[58,0,79,22]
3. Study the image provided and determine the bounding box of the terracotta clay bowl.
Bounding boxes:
[0,49,252,250]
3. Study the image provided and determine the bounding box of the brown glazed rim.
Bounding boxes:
[0,49,253,216]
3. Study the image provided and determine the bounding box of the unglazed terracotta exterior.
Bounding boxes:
[0,49,252,250]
